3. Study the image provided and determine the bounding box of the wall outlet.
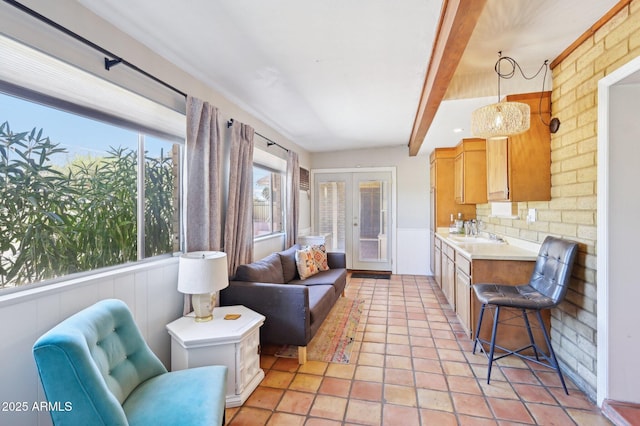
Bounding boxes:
[526,208,537,223]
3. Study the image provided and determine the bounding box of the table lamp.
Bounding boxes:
[177,251,229,322]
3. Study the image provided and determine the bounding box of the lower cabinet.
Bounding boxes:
[455,255,472,336]
[434,236,442,288]
[441,242,456,309]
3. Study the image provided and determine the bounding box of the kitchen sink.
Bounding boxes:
[448,235,505,244]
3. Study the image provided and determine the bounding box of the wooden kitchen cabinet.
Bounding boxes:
[430,148,475,275]
[454,138,487,204]
[434,236,442,288]
[486,91,551,202]
[441,240,456,309]
[430,148,476,229]
[455,254,472,335]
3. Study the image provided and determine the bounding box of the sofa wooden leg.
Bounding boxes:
[342,289,345,297]
[298,346,307,364]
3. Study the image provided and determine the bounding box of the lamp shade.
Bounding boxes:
[177,251,229,294]
[471,101,530,139]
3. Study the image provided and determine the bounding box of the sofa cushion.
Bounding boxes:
[234,253,284,283]
[307,285,335,326]
[310,244,330,271]
[295,246,319,279]
[327,252,346,269]
[278,244,300,282]
[289,268,346,287]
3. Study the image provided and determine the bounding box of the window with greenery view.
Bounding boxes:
[0,93,180,290]
[253,165,283,238]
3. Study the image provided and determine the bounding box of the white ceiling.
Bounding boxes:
[76,0,620,155]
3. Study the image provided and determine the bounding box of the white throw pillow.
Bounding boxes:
[295,246,319,280]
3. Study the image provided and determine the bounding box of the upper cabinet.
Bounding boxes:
[454,138,487,204]
[486,91,551,202]
[430,148,476,229]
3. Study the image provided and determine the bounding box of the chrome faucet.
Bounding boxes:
[488,232,505,242]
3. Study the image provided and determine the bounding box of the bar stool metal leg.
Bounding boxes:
[486,305,501,384]
[473,303,487,354]
[521,309,540,361]
[536,310,569,394]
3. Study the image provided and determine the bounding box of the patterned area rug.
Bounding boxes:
[275,297,364,364]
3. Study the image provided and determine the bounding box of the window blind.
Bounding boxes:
[0,34,185,142]
[299,167,310,191]
[254,147,286,172]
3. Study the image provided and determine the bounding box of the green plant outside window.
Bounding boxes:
[0,94,180,289]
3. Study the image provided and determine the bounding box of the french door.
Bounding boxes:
[313,170,393,271]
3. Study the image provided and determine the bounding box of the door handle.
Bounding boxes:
[353,223,358,226]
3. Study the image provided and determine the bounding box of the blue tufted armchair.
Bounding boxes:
[32,299,227,425]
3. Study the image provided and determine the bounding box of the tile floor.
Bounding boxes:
[224,275,613,425]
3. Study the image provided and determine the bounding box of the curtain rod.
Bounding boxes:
[226,119,289,152]
[4,0,188,98]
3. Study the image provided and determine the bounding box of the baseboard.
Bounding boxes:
[602,399,640,426]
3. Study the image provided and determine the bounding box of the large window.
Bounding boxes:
[0,92,181,289]
[253,165,283,238]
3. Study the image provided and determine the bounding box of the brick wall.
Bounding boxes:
[476,0,640,399]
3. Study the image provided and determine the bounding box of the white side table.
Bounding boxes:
[166,305,265,407]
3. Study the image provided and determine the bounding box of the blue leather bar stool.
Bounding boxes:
[472,236,578,394]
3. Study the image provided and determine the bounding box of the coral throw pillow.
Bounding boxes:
[311,244,330,271]
[295,246,319,280]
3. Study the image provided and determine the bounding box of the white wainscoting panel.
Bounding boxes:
[396,227,430,276]
[253,233,286,261]
[0,257,183,426]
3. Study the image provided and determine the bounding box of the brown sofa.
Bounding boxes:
[220,244,347,363]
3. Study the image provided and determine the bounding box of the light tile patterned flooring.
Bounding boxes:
[225,275,612,425]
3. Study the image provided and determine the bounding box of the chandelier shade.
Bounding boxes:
[471,101,530,139]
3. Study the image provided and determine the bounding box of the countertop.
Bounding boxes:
[436,231,539,261]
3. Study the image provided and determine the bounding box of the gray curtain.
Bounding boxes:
[285,150,300,248]
[185,96,224,251]
[224,121,254,276]
[183,96,223,314]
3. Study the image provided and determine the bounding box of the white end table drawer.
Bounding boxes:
[238,328,260,391]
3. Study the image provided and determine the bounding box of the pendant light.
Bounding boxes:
[471,52,559,139]
[471,101,530,139]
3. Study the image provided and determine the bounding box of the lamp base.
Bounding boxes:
[191,293,216,322]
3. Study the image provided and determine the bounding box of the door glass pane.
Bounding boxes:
[317,181,345,251]
[358,180,387,262]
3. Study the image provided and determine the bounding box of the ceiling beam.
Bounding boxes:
[407,0,487,156]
